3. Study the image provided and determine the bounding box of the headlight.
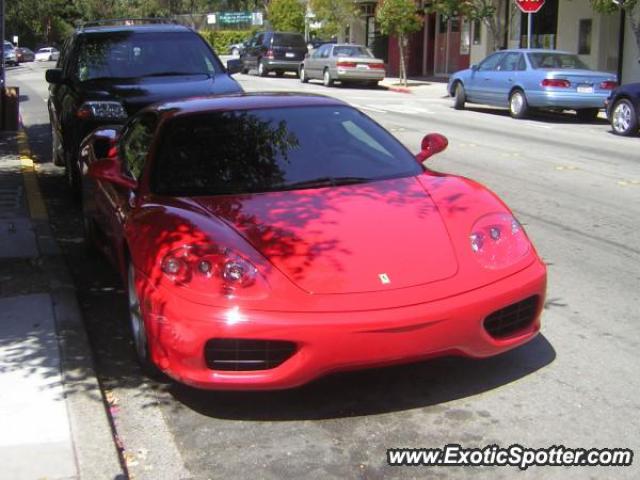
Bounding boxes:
[160,244,269,300]
[469,213,530,269]
[76,101,127,121]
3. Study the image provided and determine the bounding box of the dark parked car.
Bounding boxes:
[606,82,640,136]
[46,19,243,197]
[240,31,307,77]
[16,47,35,62]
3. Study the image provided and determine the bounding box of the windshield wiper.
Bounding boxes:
[283,176,371,190]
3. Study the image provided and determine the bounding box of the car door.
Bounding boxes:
[243,33,263,70]
[95,113,158,264]
[309,44,330,78]
[491,52,524,106]
[465,52,504,104]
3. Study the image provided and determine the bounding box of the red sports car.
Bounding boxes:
[80,93,546,390]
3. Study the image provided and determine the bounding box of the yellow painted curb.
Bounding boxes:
[17,129,49,221]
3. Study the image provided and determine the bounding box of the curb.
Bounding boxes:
[384,85,412,94]
[16,129,127,480]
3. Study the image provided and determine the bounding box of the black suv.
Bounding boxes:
[46,19,243,195]
[240,31,307,77]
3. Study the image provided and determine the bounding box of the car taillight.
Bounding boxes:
[76,101,127,121]
[337,62,357,68]
[541,79,571,88]
[599,81,617,90]
[369,63,385,69]
[265,49,274,59]
[160,245,269,299]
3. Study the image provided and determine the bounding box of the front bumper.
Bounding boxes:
[141,260,546,390]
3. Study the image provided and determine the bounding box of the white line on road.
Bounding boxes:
[358,105,387,113]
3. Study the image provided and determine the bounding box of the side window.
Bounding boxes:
[254,34,263,47]
[321,45,331,59]
[119,114,157,180]
[497,53,521,72]
[517,54,526,71]
[478,53,504,72]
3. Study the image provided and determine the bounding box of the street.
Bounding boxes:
[8,60,640,479]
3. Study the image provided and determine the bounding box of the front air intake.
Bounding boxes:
[484,296,539,339]
[204,338,296,371]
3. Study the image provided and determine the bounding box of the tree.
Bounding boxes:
[310,0,357,41]
[592,0,640,61]
[267,0,305,32]
[428,0,512,51]
[376,0,422,86]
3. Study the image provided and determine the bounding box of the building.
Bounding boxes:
[349,0,639,83]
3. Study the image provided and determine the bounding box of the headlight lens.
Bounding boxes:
[470,213,530,269]
[160,244,269,300]
[76,101,127,121]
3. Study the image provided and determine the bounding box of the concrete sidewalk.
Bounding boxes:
[380,76,450,96]
[0,131,125,479]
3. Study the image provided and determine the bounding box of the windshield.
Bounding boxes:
[527,52,590,70]
[273,33,306,48]
[333,46,373,58]
[152,106,422,196]
[76,31,223,81]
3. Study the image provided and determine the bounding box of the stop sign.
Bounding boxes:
[515,0,545,13]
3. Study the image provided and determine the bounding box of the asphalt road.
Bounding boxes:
[8,61,640,480]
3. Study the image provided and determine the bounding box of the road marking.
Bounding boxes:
[526,123,552,129]
[358,105,386,113]
[17,129,48,220]
[555,165,578,171]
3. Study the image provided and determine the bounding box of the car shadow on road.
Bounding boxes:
[168,334,555,420]
[462,106,609,125]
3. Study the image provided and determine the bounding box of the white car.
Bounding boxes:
[35,47,60,62]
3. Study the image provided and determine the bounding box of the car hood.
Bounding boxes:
[79,74,243,116]
[193,177,459,295]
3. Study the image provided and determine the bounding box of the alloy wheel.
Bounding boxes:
[612,101,631,134]
[128,263,147,362]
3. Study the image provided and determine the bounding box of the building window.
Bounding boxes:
[473,19,482,45]
[460,20,470,54]
[578,19,592,55]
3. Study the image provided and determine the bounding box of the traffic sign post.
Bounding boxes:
[514,0,546,49]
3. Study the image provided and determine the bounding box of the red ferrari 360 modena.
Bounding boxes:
[79,93,546,390]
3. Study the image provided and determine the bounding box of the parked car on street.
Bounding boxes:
[606,82,640,136]
[3,41,18,66]
[448,49,617,120]
[227,41,246,56]
[306,37,336,51]
[35,47,60,61]
[80,92,546,390]
[46,19,243,199]
[16,47,35,62]
[240,31,307,77]
[300,43,385,88]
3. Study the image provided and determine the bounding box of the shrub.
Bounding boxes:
[199,29,255,54]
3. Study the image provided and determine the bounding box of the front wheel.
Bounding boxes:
[509,90,529,119]
[300,66,308,83]
[610,99,638,136]
[453,83,466,110]
[323,69,334,87]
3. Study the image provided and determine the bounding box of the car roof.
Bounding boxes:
[499,48,573,55]
[77,23,192,35]
[150,93,348,119]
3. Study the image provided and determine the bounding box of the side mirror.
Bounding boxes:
[88,157,138,190]
[471,64,479,71]
[45,68,65,85]
[91,126,120,159]
[226,58,243,75]
[416,133,448,163]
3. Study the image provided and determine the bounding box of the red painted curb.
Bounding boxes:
[385,85,412,94]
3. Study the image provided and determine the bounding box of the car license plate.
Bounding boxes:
[285,52,295,58]
[577,85,594,93]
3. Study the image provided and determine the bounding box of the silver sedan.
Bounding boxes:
[299,44,385,88]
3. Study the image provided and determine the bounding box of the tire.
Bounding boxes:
[576,108,600,123]
[257,59,268,77]
[64,151,81,202]
[51,127,64,166]
[509,90,529,119]
[610,99,638,136]
[127,261,162,377]
[323,68,334,87]
[453,82,466,110]
[367,80,379,88]
[300,65,308,83]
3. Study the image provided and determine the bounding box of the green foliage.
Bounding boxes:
[268,0,305,32]
[591,0,638,14]
[376,0,422,38]
[199,29,255,54]
[309,0,357,39]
